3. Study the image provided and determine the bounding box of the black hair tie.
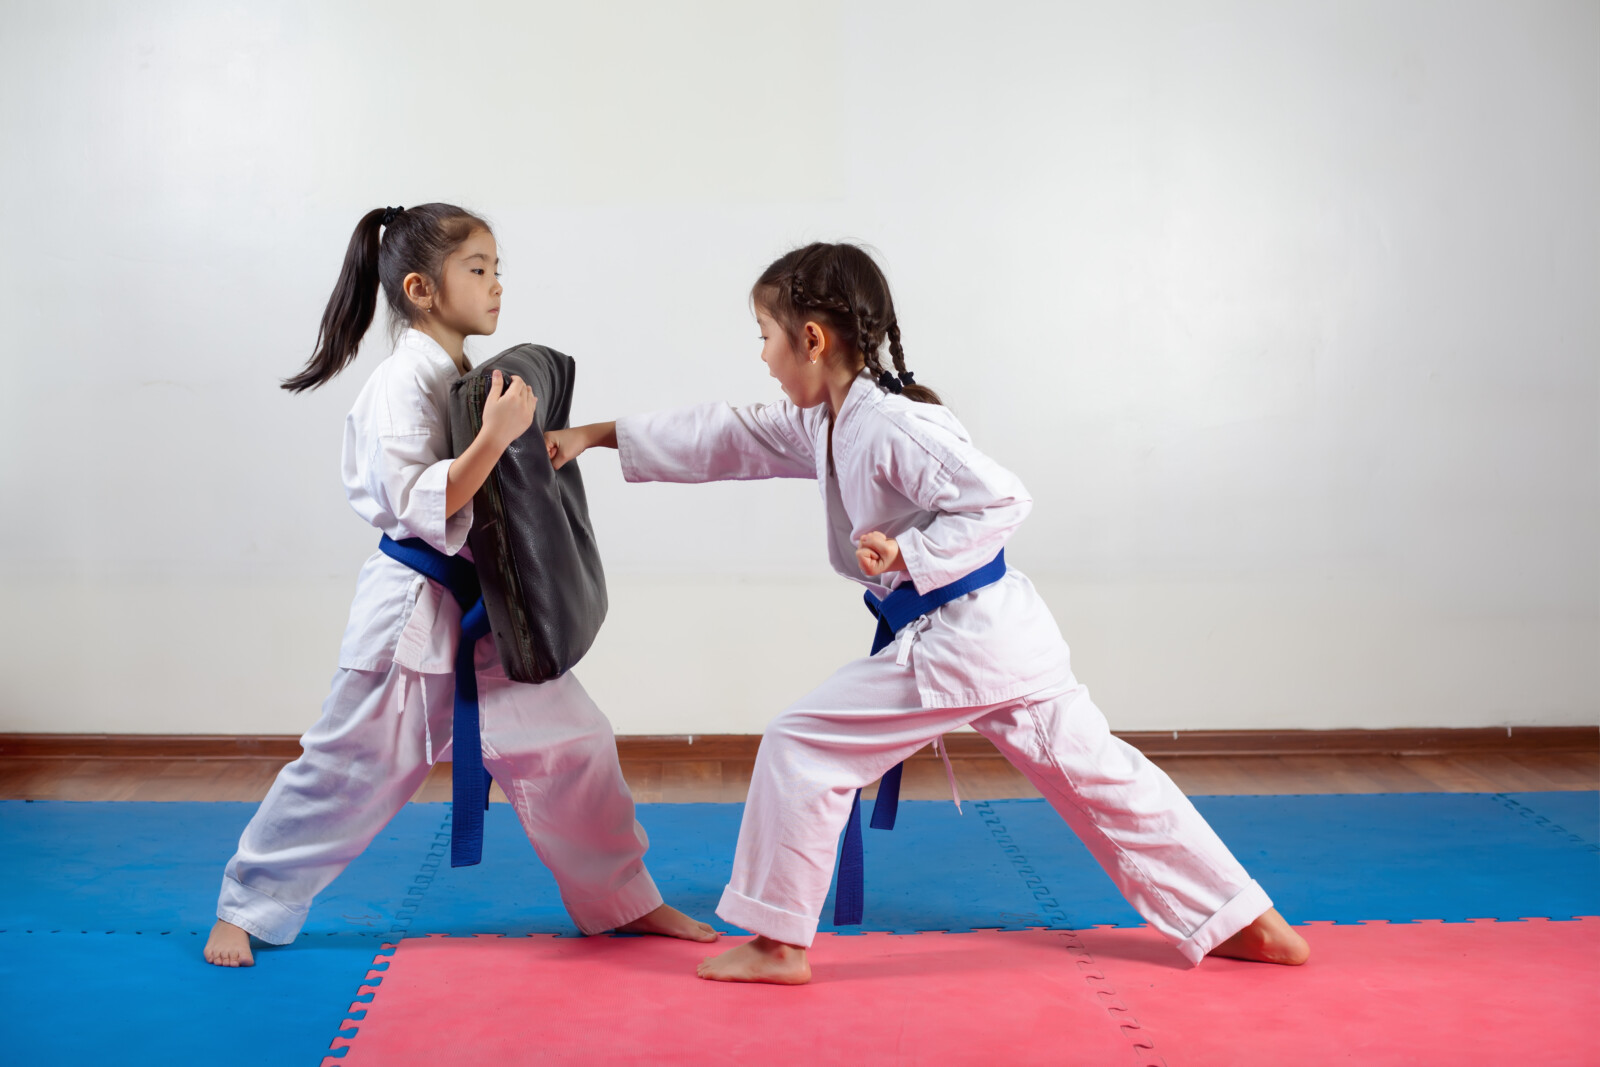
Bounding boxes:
[876,370,904,394]
[897,370,915,388]
[381,205,404,226]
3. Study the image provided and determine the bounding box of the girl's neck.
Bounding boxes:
[824,363,861,419]
[415,319,469,373]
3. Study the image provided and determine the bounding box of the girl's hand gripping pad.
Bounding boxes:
[448,344,607,684]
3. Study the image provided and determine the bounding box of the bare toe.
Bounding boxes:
[204,920,256,968]
[616,904,721,943]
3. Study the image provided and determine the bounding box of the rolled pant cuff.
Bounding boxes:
[715,886,819,948]
[568,864,663,935]
[216,875,308,946]
[1174,879,1273,967]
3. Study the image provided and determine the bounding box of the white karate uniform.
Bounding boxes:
[617,373,1271,964]
[217,329,661,945]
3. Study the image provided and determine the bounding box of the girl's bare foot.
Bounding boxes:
[1208,907,1310,965]
[696,935,811,984]
[203,919,255,967]
[615,903,719,943]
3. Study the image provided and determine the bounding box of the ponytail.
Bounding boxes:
[753,242,942,406]
[282,202,491,393]
[282,208,386,393]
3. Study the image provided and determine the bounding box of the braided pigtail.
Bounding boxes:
[887,319,941,404]
[853,303,901,394]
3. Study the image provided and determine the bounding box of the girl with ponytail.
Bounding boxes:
[548,241,1309,984]
[204,206,715,967]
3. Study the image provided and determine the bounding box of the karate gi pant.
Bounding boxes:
[716,651,1271,966]
[217,644,661,945]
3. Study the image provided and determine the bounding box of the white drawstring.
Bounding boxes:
[932,735,962,814]
[895,615,932,667]
[412,673,436,766]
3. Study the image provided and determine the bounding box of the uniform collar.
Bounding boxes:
[831,371,880,447]
[397,328,462,376]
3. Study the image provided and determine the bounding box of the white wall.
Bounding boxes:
[1,0,1595,736]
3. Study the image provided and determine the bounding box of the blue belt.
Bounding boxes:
[832,549,1008,925]
[378,534,493,868]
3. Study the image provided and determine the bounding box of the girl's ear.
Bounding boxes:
[802,320,828,364]
[401,271,435,314]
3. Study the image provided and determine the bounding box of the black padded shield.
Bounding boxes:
[448,344,607,684]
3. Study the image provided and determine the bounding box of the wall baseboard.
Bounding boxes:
[2,727,1594,762]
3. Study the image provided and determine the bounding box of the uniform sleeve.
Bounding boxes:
[617,400,816,483]
[364,433,473,554]
[884,429,1032,593]
[342,371,473,555]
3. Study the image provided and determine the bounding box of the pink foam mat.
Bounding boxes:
[327,930,1146,1066]
[1073,917,1600,1067]
[327,921,1599,1067]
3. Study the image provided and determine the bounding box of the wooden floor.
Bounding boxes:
[2,749,1593,803]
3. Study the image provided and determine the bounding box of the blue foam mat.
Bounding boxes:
[406,802,736,935]
[1502,791,1599,848]
[6,792,1595,939]
[981,792,1600,927]
[4,791,1596,1064]
[0,930,381,1065]
[0,801,448,934]
[408,797,1027,935]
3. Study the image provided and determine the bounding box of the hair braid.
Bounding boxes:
[886,320,905,374]
[854,304,882,371]
[856,304,906,393]
[886,319,941,404]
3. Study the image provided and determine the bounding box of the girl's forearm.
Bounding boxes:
[579,421,618,450]
[446,432,507,515]
[546,421,616,471]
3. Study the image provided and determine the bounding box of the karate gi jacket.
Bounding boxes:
[337,329,473,675]
[617,372,1073,709]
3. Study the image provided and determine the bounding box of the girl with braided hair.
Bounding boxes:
[548,241,1308,984]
